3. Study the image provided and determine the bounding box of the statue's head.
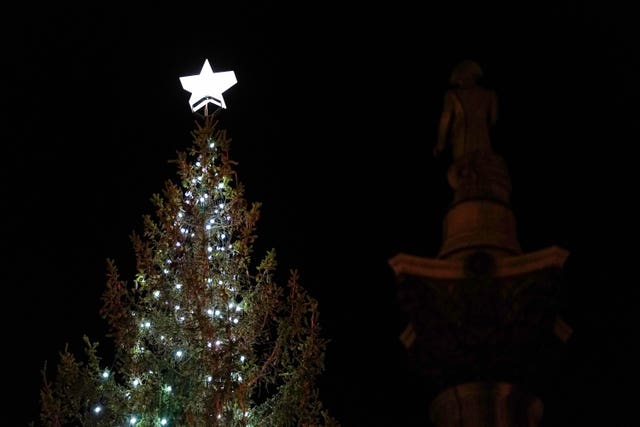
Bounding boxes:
[449,60,483,87]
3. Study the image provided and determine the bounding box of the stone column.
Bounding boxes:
[429,382,543,427]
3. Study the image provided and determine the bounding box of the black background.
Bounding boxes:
[3,3,638,425]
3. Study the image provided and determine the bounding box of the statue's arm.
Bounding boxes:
[434,93,453,157]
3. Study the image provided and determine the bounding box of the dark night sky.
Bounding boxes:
[3,3,639,426]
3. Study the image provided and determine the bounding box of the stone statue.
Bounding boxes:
[433,60,510,204]
[433,60,497,161]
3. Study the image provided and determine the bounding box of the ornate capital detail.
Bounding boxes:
[396,266,567,384]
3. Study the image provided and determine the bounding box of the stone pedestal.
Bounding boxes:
[439,200,521,259]
[393,139,571,425]
[429,382,543,427]
[390,247,571,426]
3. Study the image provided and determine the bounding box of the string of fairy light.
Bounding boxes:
[92,138,249,425]
[89,60,240,426]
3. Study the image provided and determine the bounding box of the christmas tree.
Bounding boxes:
[39,60,337,427]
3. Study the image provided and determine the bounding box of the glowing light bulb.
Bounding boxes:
[176,350,183,358]
[94,405,102,414]
[102,370,109,378]
[161,419,168,425]
[153,290,161,298]
[130,416,137,425]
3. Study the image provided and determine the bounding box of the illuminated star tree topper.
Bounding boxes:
[180,59,237,114]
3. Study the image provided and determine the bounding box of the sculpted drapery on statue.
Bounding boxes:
[433,60,511,204]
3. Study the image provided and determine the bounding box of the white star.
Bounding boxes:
[180,59,237,112]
